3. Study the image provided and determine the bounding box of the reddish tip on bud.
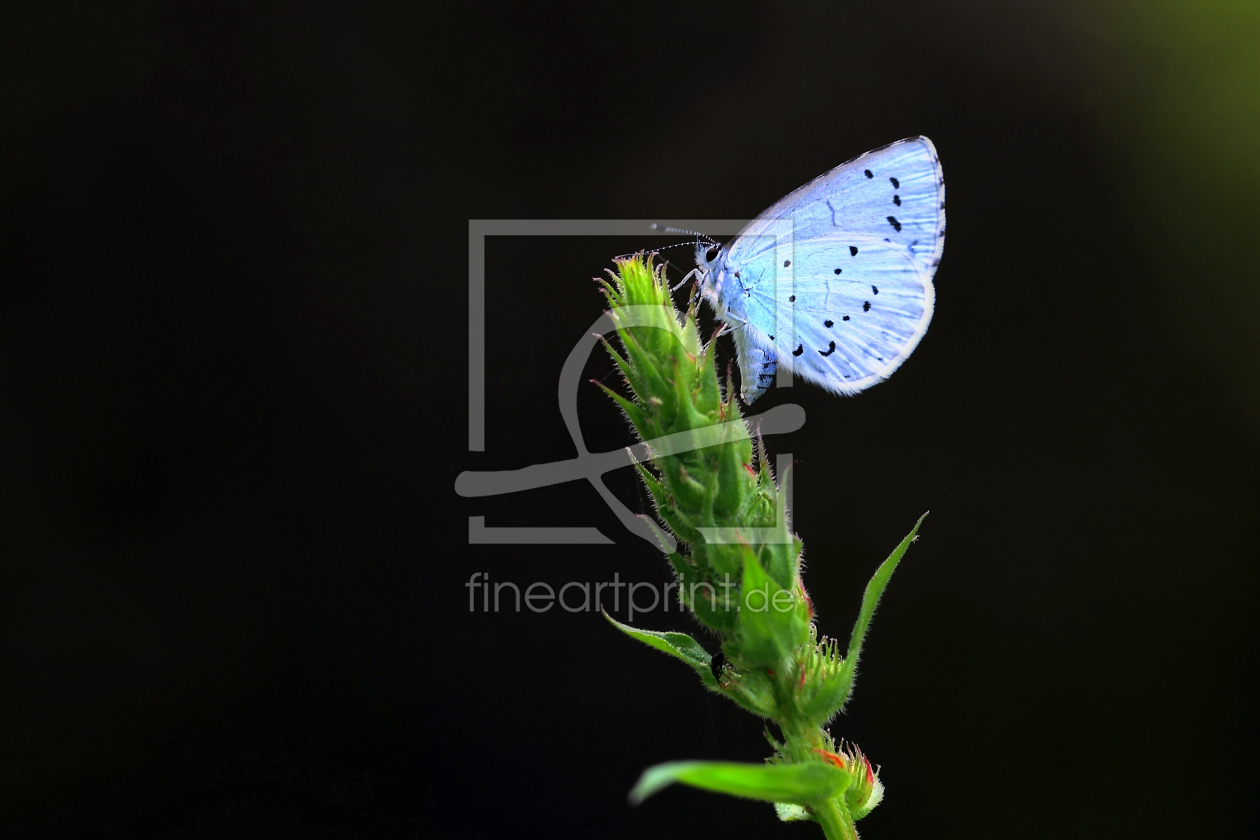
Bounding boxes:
[797,582,814,619]
[837,742,883,819]
[810,747,846,770]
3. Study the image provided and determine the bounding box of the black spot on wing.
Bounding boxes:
[833,268,842,275]
[863,169,873,178]
[824,319,833,328]
[783,260,790,267]
[849,246,858,256]
[788,295,795,302]
[887,216,902,232]
[792,344,804,357]
[889,176,900,188]
[871,285,879,294]
[893,195,901,206]
[863,301,871,312]
[842,315,850,321]
[819,341,837,357]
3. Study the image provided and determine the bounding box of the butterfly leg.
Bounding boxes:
[670,267,699,293]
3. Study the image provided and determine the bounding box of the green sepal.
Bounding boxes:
[595,334,645,403]
[713,412,754,520]
[594,380,647,434]
[602,610,718,690]
[634,461,701,547]
[735,544,809,668]
[763,464,801,589]
[634,461,668,509]
[791,630,845,726]
[637,514,679,556]
[849,773,884,821]
[686,580,740,635]
[629,760,850,806]
[717,666,779,717]
[607,315,672,406]
[665,551,738,634]
[833,513,927,712]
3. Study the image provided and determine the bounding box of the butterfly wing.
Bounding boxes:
[742,236,932,394]
[720,136,944,399]
[729,136,945,277]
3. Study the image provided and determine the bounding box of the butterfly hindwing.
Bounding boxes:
[729,235,930,395]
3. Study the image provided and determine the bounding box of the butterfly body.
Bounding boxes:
[695,136,945,403]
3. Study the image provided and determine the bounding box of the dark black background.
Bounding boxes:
[3,3,1258,838]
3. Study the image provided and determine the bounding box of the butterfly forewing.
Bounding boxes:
[729,137,945,279]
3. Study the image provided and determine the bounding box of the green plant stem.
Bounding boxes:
[601,258,910,835]
[813,796,857,840]
[778,716,825,762]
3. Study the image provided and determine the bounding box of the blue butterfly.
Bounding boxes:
[695,136,945,403]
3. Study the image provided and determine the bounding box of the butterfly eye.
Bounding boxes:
[705,244,721,262]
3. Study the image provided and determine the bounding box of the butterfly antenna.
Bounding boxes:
[651,223,717,246]
[611,240,702,262]
[610,247,654,261]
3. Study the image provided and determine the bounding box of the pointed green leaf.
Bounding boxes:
[598,335,647,402]
[602,610,773,714]
[629,760,850,806]
[602,610,718,690]
[598,275,626,307]
[594,381,647,433]
[834,512,927,710]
